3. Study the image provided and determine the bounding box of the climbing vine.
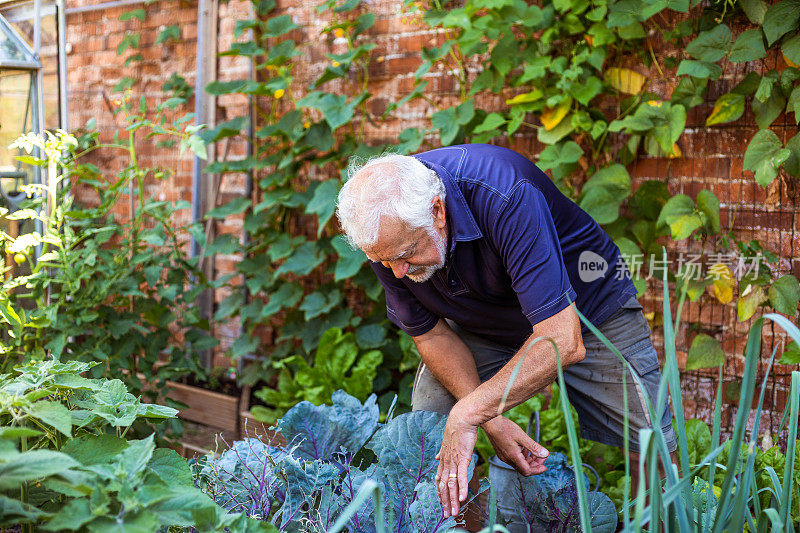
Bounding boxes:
[100,0,800,416]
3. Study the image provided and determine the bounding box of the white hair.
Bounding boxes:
[336,153,446,249]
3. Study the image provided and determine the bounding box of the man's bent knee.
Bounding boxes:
[410,363,457,414]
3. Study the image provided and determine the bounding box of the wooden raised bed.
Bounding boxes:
[166,381,240,434]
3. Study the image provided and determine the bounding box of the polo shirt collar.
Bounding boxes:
[415,158,483,254]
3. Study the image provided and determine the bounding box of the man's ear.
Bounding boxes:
[432,196,446,230]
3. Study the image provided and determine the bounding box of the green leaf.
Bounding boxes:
[0,450,79,490]
[0,427,43,440]
[657,194,703,240]
[782,33,800,68]
[676,59,722,79]
[205,197,250,219]
[778,340,800,364]
[686,24,731,62]
[431,107,460,146]
[155,25,181,44]
[305,180,340,236]
[331,235,366,281]
[686,334,726,370]
[752,91,787,129]
[537,115,575,144]
[204,234,239,256]
[120,8,145,21]
[579,164,631,224]
[299,290,343,320]
[769,274,800,315]
[148,448,193,487]
[741,0,769,23]
[118,434,155,479]
[696,189,720,234]
[738,283,768,321]
[762,0,800,45]
[783,132,800,175]
[264,14,299,37]
[743,129,791,187]
[276,242,325,276]
[706,93,745,125]
[472,112,506,133]
[43,499,94,531]
[729,29,766,63]
[116,33,140,55]
[26,401,72,437]
[297,92,358,131]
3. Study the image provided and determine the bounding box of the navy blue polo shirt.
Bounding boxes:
[370,144,638,349]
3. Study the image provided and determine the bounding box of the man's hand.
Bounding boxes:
[483,416,549,475]
[435,402,478,518]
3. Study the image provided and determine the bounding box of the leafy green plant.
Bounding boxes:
[0,358,274,532]
[250,326,384,424]
[0,102,215,437]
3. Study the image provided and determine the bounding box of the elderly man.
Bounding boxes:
[335,143,676,518]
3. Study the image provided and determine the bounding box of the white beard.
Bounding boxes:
[406,227,447,283]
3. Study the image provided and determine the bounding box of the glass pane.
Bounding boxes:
[0,70,34,203]
[9,14,58,128]
[0,13,37,65]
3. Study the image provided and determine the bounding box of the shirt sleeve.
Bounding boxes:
[370,262,440,337]
[490,181,577,326]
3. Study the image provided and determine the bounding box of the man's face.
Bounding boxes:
[361,197,448,283]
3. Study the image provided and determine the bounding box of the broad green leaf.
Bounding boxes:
[729,29,766,63]
[205,197,250,219]
[783,132,800,176]
[769,274,800,315]
[431,107,461,146]
[299,290,343,320]
[738,283,768,321]
[537,116,574,144]
[0,450,79,490]
[696,189,720,234]
[305,179,340,236]
[42,499,94,531]
[275,241,325,276]
[148,448,193,487]
[155,25,181,45]
[762,0,800,45]
[26,401,72,437]
[676,59,722,79]
[120,8,145,21]
[657,194,702,240]
[117,434,155,479]
[473,112,506,133]
[686,24,731,62]
[706,93,745,125]
[741,0,769,23]
[752,90,787,129]
[778,340,800,364]
[604,67,646,94]
[782,33,800,69]
[261,283,303,319]
[331,235,366,281]
[743,129,791,187]
[0,427,43,440]
[686,334,726,370]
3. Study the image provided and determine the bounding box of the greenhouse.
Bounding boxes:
[0,0,799,530]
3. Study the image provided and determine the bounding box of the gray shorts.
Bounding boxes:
[411,297,678,454]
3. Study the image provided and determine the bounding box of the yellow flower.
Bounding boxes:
[333,28,345,38]
[304,121,311,128]
[274,89,285,99]
[266,64,276,71]
[376,56,385,63]
[647,100,662,108]
[332,61,340,68]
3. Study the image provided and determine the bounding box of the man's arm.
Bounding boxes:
[433,302,586,518]
[456,303,586,427]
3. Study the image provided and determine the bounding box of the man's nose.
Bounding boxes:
[387,261,409,278]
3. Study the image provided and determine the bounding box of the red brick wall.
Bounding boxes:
[64,0,800,434]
